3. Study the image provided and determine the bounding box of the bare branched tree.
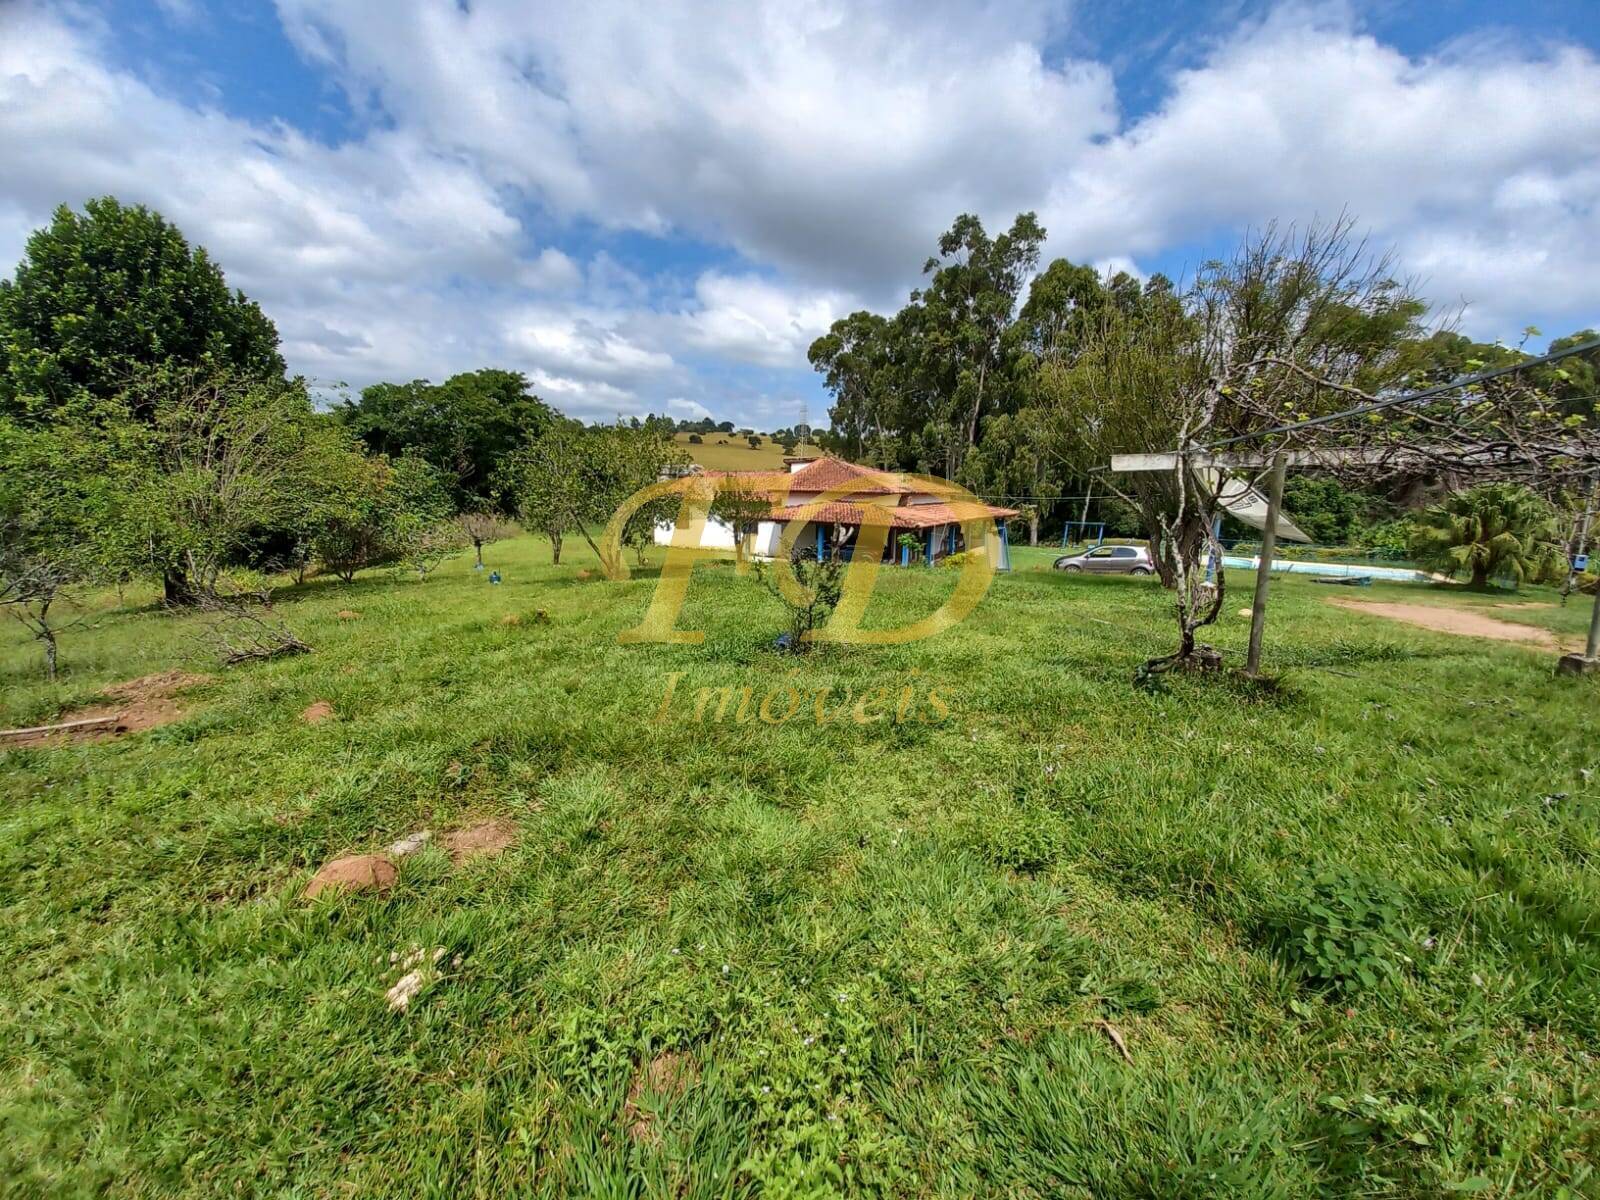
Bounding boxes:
[1046,216,1432,679]
[456,510,518,569]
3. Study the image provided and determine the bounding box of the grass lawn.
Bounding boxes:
[3,537,1598,1196]
[674,433,813,472]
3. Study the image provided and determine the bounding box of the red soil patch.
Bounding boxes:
[336,609,361,620]
[303,853,397,899]
[1,671,210,749]
[441,818,517,864]
[623,1050,698,1144]
[300,700,336,724]
[1326,598,1573,651]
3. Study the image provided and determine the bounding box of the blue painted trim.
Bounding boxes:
[926,528,935,566]
[815,523,824,561]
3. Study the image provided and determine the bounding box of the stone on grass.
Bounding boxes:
[385,830,432,858]
[304,853,396,899]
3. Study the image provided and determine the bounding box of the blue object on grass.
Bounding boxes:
[489,571,501,584]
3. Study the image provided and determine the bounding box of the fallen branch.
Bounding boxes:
[0,714,121,742]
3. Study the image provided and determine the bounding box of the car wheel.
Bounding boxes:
[1063,564,1083,573]
[1130,566,1152,576]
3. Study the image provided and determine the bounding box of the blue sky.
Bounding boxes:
[3,0,1598,427]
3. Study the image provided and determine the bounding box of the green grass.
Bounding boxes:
[3,537,1598,1196]
[674,433,808,471]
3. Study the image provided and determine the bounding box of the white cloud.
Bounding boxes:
[1040,8,1600,331]
[2,0,1599,427]
[679,273,847,368]
[272,0,1118,291]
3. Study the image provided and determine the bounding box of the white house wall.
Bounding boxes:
[653,516,738,550]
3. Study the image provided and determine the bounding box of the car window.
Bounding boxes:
[1088,547,1114,557]
[1112,547,1137,558]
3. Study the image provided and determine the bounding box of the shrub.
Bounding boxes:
[1408,482,1564,588]
[1267,866,1407,994]
[687,434,702,444]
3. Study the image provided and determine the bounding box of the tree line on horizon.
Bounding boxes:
[805,211,1597,570]
[1,196,1590,677]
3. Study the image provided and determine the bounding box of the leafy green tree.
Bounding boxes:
[709,474,773,565]
[335,368,554,508]
[0,198,283,420]
[497,420,686,568]
[1408,483,1565,588]
[1279,477,1376,544]
[914,212,1045,471]
[956,408,1060,544]
[307,452,452,583]
[0,414,134,676]
[496,419,587,564]
[113,370,353,602]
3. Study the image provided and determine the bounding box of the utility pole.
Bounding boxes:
[1245,452,1288,676]
[1561,479,1597,605]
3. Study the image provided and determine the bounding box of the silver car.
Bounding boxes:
[1053,544,1154,575]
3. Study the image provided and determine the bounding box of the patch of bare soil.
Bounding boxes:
[336,609,361,620]
[1327,598,1572,650]
[1493,601,1555,610]
[0,671,210,749]
[441,818,517,865]
[300,700,336,724]
[304,853,397,899]
[623,1050,698,1144]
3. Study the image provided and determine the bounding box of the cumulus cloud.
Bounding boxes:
[272,0,1118,291]
[1041,8,1600,331]
[1,0,1598,425]
[679,273,847,368]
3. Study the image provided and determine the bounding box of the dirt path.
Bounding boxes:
[1326,598,1573,651]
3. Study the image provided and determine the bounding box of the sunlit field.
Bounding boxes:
[3,537,1596,1196]
[674,432,802,472]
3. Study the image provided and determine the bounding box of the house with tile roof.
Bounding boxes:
[653,456,1017,569]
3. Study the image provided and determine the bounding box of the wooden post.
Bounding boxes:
[1246,452,1288,676]
[1588,585,1600,660]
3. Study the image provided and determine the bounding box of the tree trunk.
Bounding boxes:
[163,568,195,606]
[1028,513,1039,546]
[474,541,485,568]
[550,531,562,565]
[1471,562,1490,589]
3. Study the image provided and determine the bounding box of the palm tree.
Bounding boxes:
[1409,483,1565,589]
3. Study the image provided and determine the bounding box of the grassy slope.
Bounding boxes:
[674,433,811,472]
[2,539,1597,1197]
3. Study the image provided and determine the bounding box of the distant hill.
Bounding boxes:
[673,432,818,472]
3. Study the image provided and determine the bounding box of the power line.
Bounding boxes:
[1202,335,1600,451]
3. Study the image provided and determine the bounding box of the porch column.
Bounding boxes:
[816,523,825,561]
[998,521,1010,572]
[926,528,936,566]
